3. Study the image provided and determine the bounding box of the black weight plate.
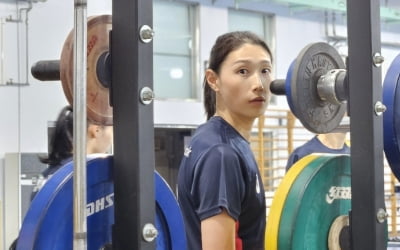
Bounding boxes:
[290,42,346,133]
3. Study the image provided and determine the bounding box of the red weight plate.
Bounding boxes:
[60,15,112,125]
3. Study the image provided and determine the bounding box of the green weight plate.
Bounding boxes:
[278,154,351,250]
[265,154,319,250]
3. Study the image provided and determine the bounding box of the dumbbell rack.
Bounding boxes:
[107,0,386,249]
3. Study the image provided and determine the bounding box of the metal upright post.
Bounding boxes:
[72,0,88,249]
[111,0,156,249]
[347,0,387,249]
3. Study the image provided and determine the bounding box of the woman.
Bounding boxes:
[177,31,273,250]
[10,105,113,250]
[285,132,350,172]
[31,105,114,199]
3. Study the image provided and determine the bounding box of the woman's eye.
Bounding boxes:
[238,69,248,74]
[262,68,271,74]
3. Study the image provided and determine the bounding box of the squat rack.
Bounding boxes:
[111,0,156,249]
[347,0,386,249]
[72,0,387,249]
[71,0,156,249]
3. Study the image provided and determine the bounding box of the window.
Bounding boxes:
[228,9,276,104]
[153,1,198,100]
[228,8,274,47]
[229,9,266,38]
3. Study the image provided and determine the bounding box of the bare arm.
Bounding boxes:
[201,209,236,250]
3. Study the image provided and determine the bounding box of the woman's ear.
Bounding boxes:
[205,69,219,92]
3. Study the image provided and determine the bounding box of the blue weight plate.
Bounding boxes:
[155,173,186,248]
[383,53,400,181]
[17,155,186,250]
[285,60,296,116]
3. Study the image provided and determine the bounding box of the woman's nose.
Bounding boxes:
[254,74,266,91]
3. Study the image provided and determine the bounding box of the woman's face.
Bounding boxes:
[91,125,113,154]
[99,125,114,153]
[209,43,272,121]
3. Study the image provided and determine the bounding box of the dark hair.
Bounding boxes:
[40,105,74,167]
[203,31,273,120]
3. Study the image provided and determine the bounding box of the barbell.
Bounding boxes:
[271,41,400,181]
[270,42,348,134]
[19,15,187,249]
[31,15,112,125]
[267,42,400,249]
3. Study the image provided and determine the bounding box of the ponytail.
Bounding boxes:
[40,106,73,167]
[203,78,216,120]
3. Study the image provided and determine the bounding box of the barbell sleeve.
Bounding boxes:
[334,70,348,102]
[270,79,286,95]
[31,60,60,81]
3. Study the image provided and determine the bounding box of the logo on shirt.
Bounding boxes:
[256,174,260,194]
[184,146,192,157]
